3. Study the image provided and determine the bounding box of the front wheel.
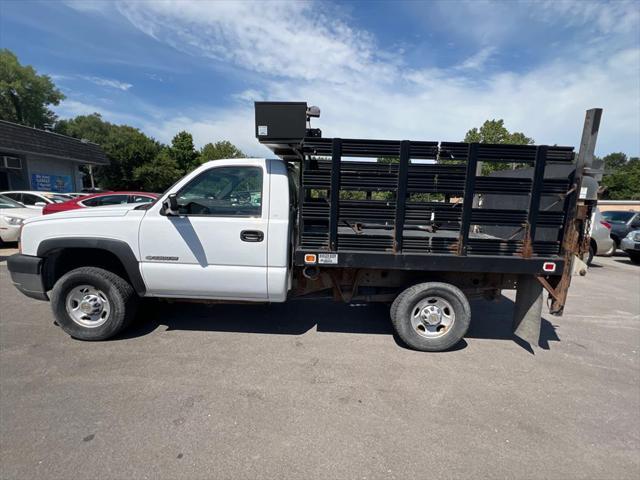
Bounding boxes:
[50,267,139,340]
[390,282,471,352]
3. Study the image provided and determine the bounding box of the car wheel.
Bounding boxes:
[628,252,640,265]
[391,282,471,352]
[50,267,138,341]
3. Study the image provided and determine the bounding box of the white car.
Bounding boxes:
[0,195,41,244]
[0,191,74,209]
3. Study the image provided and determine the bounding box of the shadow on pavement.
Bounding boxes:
[120,294,560,353]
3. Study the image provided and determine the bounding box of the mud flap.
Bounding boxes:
[513,275,543,347]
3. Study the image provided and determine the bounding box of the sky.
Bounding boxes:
[1,0,639,158]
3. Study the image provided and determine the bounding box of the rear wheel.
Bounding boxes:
[391,282,471,352]
[50,267,138,340]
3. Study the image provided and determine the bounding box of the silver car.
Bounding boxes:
[587,208,615,265]
[620,230,640,265]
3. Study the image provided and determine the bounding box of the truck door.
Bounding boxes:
[138,161,268,299]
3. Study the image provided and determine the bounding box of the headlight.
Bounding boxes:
[2,216,24,225]
[628,231,640,242]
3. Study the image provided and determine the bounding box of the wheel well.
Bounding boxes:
[43,248,131,291]
[611,234,620,246]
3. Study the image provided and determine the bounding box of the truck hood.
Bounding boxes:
[23,203,142,224]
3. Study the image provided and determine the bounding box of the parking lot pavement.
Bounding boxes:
[1,256,638,480]
[0,244,19,263]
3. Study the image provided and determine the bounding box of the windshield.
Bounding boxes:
[602,211,634,223]
[0,194,24,209]
[46,195,73,203]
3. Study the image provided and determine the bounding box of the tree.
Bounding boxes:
[377,156,398,164]
[602,157,640,200]
[133,149,183,192]
[98,125,162,189]
[199,140,244,163]
[464,119,534,145]
[0,49,65,128]
[601,152,628,173]
[55,113,161,189]
[462,119,534,174]
[170,131,199,173]
[55,113,111,144]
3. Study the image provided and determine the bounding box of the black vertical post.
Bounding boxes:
[527,145,548,243]
[329,138,342,251]
[458,143,479,255]
[393,141,410,252]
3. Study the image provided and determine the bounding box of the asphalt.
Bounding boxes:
[0,248,638,480]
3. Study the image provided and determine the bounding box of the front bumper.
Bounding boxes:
[0,224,21,242]
[620,237,640,253]
[6,254,48,301]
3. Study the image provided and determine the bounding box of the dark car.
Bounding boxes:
[601,210,640,248]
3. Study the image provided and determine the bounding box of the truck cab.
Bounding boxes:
[13,158,292,303]
[137,158,291,302]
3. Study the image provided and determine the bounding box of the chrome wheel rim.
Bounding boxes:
[411,296,455,338]
[65,285,111,328]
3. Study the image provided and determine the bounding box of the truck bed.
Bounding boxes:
[281,140,577,275]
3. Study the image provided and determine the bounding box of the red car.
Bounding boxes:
[43,192,159,215]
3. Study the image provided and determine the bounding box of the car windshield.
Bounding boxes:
[46,194,73,203]
[602,211,634,223]
[0,194,24,209]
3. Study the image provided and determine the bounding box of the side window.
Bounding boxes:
[4,193,22,203]
[83,195,129,207]
[176,166,263,217]
[21,194,40,206]
[95,195,129,206]
[130,195,154,204]
[81,197,99,207]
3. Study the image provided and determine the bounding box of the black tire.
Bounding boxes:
[586,244,594,266]
[390,282,471,352]
[50,267,138,341]
[628,252,640,265]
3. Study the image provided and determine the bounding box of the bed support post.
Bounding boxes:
[513,275,543,347]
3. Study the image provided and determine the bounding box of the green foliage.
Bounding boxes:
[170,131,199,173]
[601,157,640,200]
[377,156,399,164]
[463,119,534,174]
[133,149,182,192]
[601,152,628,173]
[463,119,534,145]
[98,125,162,189]
[55,113,111,144]
[0,49,65,128]
[199,140,245,163]
[55,113,161,190]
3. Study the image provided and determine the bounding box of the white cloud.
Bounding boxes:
[63,0,112,14]
[62,0,639,157]
[232,89,264,103]
[116,1,396,84]
[456,46,496,70]
[81,76,133,91]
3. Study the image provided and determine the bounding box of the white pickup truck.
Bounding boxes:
[7,103,602,351]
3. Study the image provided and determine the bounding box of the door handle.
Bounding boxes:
[240,230,264,242]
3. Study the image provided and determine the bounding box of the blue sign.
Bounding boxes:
[31,173,73,193]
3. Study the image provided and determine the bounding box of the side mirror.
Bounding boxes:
[162,194,179,216]
[34,202,46,207]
